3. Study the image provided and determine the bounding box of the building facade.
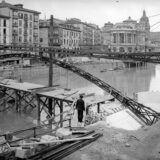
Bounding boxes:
[66,18,102,50]
[0,0,40,46]
[102,10,150,53]
[39,19,81,49]
[0,14,10,44]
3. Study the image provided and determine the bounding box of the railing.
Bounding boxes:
[0,116,71,152]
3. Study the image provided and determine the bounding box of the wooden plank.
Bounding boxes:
[17,136,94,146]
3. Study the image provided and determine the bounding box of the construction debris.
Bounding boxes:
[0,127,102,160]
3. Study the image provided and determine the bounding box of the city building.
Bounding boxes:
[0,14,10,45]
[102,10,151,53]
[65,18,103,50]
[39,19,81,49]
[0,0,41,46]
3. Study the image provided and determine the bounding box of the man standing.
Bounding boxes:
[76,95,85,127]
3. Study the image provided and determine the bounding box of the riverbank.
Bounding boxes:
[64,120,160,160]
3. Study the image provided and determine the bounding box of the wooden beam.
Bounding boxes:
[60,100,63,127]
[37,95,41,123]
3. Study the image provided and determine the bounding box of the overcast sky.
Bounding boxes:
[6,0,160,31]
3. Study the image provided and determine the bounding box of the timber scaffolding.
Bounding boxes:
[0,78,113,127]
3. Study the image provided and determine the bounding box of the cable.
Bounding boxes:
[151,24,160,31]
[150,21,160,28]
[149,13,160,18]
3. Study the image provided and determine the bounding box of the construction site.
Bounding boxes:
[0,51,160,159]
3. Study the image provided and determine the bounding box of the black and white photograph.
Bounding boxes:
[0,0,160,159]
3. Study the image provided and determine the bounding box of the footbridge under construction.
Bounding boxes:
[0,45,160,126]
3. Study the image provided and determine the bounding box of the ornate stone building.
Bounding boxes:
[102,10,150,53]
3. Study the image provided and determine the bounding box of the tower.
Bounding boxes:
[139,10,150,52]
[139,10,150,33]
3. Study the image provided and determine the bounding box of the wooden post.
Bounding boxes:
[15,90,19,112]
[48,51,53,125]
[2,88,6,110]
[97,103,100,113]
[60,100,63,127]
[37,95,41,124]
[48,15,54,126]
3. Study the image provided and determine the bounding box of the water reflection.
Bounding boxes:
[0,61,157,133]
[149,65,160,91]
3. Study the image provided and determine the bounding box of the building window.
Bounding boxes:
[19,36,22,43]
[19,20,22,27]
[19,28,22,35]
[113,47,116,52]
[3,28,6,35]
[30,15,32,21]
[30,29,32,35]
[29,36,32,43]
[127,34,131,43]
[40,38,43,42]
[24,14,28,19]
[18,13,23,19]
[119,33,124,43]
[119,47,125,52]
[3,20,6,27]
[113,33,116,43]
[128,47,132,52]
[3,38,6,44]
[24,36,27,43]
[30,22,32,28]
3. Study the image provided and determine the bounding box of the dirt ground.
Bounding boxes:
[63,121,160,160]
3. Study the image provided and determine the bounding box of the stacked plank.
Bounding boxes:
[28,130,102,160]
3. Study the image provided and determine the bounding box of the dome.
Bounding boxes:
[123,16,137,24]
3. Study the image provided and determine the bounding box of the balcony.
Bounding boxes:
[34,18,39,22]
[12,23,18,27]
[13,15,18,19]
[33,32,38,36]
[24,31,28,35]
[24,15,28,20]
[12,31,18,35]
[34,25,38,29]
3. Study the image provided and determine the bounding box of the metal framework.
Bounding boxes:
[0,45,160,125]
[1,45,160,63]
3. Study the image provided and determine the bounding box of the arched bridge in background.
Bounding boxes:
[0,45,160,125]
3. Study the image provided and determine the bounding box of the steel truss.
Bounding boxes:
[1,45,160,63]
[40,56,160,125]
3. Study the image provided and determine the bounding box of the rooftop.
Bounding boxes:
[0,0,41,14]
[0,13,9,18]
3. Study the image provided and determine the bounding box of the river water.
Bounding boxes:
[0,58,159,133]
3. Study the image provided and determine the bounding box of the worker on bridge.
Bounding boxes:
[76,95,85,127]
